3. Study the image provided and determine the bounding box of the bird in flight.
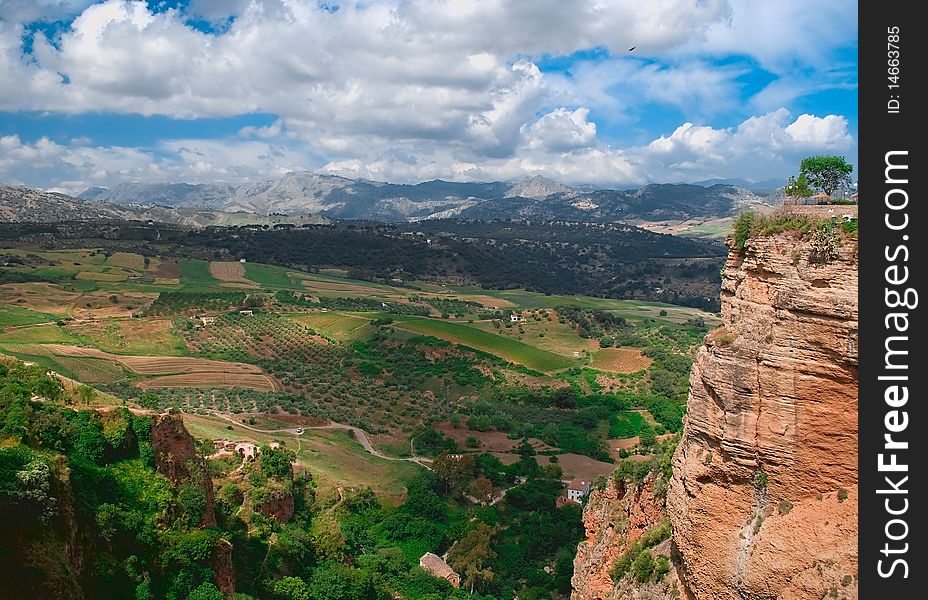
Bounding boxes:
[628,46,636,52]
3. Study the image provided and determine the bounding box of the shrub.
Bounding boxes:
[837,488,848,502]
[809,221,840,262]
[631,550,655,582]
[778,499,793,516]
[753,468,768,490]
[732,212,757,251]
[654,555,671,581]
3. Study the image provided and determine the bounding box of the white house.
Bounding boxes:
[199,316,216,326]
[566,479,591,504]
[510,313,526,323]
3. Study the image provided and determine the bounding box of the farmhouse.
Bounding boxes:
[212,439,280,461]
[239,309,254,316]
[566,479,591,504]
[199,316,216,326]
[419,553,460,588]
[510,313,526,323]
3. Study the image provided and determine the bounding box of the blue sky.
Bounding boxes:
[0,0,858,192]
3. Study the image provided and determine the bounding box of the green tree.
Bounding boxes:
[186,582,225,600]
[259,445,295,480]
[783,173,813,199]
[76,384,96,405]
[273,576,311,600]
[432,453,476,497]
[448,523,498,594]
[631,549,655,582]
[799,156,854,197]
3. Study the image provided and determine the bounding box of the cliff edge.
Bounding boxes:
[667,223,858,599]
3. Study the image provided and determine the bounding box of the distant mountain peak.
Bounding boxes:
[504,175,575,200]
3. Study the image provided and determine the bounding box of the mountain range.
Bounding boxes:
[75,172,777,223]
[0,173,779,231]
[0,183,328,227]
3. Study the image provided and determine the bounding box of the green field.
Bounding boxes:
[243,262,302,289]
[289,311,373,341]
[469,313,595,357]
[178,259,220,288]
[0,306,56,327]
[450,287,720,325]
[390,316,575,372]
[0,324,80,343]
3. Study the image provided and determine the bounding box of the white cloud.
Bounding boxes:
[525,107,597,152]
[0,109,854,193]
[0,1,857,191]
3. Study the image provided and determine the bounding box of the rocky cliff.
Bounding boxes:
[571,223,858,600]
[151,412,217,528]
[667,226,858,599]
[572,476,683,600]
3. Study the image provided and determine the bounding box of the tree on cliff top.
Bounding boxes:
[799,156,854,197]
[783,173,812,201]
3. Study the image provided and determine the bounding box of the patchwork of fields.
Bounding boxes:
[0,245,714,494]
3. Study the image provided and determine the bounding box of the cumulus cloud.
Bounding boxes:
[0,109,855,193]
[525,107,597,152]
[0,1,857,191]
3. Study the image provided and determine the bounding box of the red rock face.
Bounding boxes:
[211,538,235,597]
[667,231,858,600]
[256,490,295,523]
[150,413,216,528]
[571,476,678,600]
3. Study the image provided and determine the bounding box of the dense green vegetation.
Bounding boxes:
[0,360,586,599]
[0,218,724,311]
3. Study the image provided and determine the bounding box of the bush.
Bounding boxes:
[654,555,671,580]
[753,468,768,490]
[837,488,848,502]
[631,549,655,582]
[732,212,757,251]
[778,499,793,515]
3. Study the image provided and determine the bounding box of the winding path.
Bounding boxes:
[202,411,432,468]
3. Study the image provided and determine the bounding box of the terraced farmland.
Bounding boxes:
[137,372,280,391]
[51,357,125,383]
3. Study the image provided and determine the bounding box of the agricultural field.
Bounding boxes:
[0,324,81,344]
[289,311,373,341]
[0,305,55,327]
[243,262,304,289]
[106,251,146,270]
[0,244,711,465]
[137,372,280,391]
[63,318,186,355]
[389,316,575,372]
[50,356,126,383]
[179,258,220,288]
[469,309,598,357]
[208,260,251,283]
[589,348,653,374]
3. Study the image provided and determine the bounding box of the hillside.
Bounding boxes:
[0,238,715,599]
[0,184,329,227]
[75,173,774,227]
[0,218,726,311]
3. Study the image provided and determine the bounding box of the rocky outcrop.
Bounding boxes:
[151,412,217,528]
[572,476,681,600]
[256,488,295,523]
[211,538,235,597]
[667,229,858,599]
